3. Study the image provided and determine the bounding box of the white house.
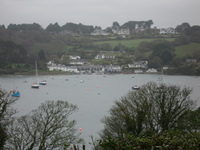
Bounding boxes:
[64,66,79,73]
[47,64,79,73]
[160,27,175,34]
[146,68,158,73]
[69,55,81,60]
[77,65,104,73]
[91,29,109,35]
[95,54,116,59]
[112,28,130,35]
[105,64,121,72]
[128,61,148,68]
[70,59,89,65]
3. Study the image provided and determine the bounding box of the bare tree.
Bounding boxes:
[0,89,18,150]
[100,82,195,140]
[6,100,84,150]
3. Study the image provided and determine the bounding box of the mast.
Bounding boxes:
[35,61,39,84]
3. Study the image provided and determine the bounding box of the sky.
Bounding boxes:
[0,0,200,29]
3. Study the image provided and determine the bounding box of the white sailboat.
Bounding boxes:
[132,72,140,90]
[31,61,39,88]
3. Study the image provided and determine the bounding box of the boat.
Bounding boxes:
[11,91,20,97]
[132,73,140,90]
[39,80,47,85]
[31,61,39,88]
[132,85,140,90]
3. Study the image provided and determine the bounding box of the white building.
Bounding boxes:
[112,28,130,35]
[69,55,81,60]
[160,27,175,34]
[70,59,89,65]
[146,68,158,73]
[105,64,121,72]
[91,29,109,35]
[95,54,116,59]
[128,61,148,68]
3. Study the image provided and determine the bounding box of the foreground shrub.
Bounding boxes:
[99,130,200,150]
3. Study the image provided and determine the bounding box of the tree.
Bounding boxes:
[6,100,83,150]
[151,42,175,65]
[38,49,46,61]
[99,82,195,140]
[0,89,18,150]
[45,22,61,34]
[148,56,163,68]
[112,22,120,30]
[175,22,190,33]
[61,55,70,65]
[185,25,200,43]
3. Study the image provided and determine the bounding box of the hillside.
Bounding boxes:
[93,38,175,49]
[174,42,200,58]
[1,23,200,75]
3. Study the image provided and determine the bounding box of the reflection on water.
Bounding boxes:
[0,74,200,149]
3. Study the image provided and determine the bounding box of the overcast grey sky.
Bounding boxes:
[0,0,199,29]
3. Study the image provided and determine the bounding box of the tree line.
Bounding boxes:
[1,20,154,34]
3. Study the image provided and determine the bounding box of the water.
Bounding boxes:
[1,74,200,149]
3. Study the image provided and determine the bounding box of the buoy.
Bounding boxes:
[79,128,82,131]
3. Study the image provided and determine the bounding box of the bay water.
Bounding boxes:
[0,74,200,149]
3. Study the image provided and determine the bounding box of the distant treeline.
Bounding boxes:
[0,20,154,34]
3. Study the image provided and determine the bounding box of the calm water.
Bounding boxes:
[0,74,200,149]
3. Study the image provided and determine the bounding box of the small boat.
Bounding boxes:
[31,83,39,88]
[11,91,20,97]
[132,73,140,90]
[80,80,84,83]
[132,85,140,90]
[39,80,47,85]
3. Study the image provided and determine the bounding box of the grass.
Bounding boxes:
[174,42,200,58]
[93,38,175,49]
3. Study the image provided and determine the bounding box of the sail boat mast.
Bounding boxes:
[35,61,39,84]
[31,61,39,88]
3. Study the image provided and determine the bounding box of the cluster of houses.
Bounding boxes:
[91,27,176,36]
[47,55,158,74]
[91,28,130,36]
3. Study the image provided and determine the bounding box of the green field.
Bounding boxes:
[174,42,200,57]
[93,38,175,49]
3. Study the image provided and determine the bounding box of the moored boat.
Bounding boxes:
[11,91,20,97]
[39,80,47,85]
[132,85,140,90]
[31,83,39,88]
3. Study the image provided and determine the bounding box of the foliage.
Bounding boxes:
[0,89,18,149]
[99,130,200,150]
[61,22,94,34]
[99,82,195,141]
[7,23,42,31]
[175,22,190,33]
[121,20,153,31]
[38,49,47,61]
[6,100,83,150]
[150,42,175,65]
[0,40,27,69]
[185,25,200,43]
[45,22,61,34]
